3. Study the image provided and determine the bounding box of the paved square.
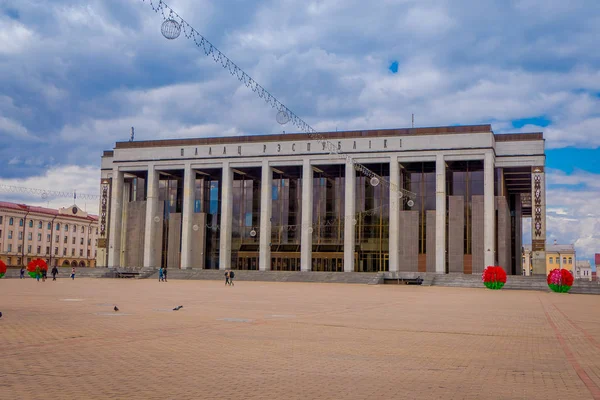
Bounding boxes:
[1,279,600,400]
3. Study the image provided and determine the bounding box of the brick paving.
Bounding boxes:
[1,279,600,400]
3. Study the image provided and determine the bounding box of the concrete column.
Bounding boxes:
[219,162,233,270]
[180,164,195,269]
[300,159,313,272]
[259,160,273,271]
[435,154,446,273]
[389,158,400,272]
[484,152,496,267]
[108,169,124,268]
[344,160,356,272]
[531,167,547,275]
[143,166,159,268]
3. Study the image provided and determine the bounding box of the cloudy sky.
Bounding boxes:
[0,0,599,265]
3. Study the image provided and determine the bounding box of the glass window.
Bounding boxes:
[0,229,2,238]
[47,222,51,230]
[19,219,23,227]
[56,223,60,231]
[18,245,22,253]
[17,257,21,265]
[568,257,572,264]
[55,235,59,242]
[8,231,12,239]
[18,231,22,240]
[46,247,49,255]
[79,249,83,257]
[9,217,13,225]
[549,257,553,264]
[63,248,66,256]
[54,247,58,255]
[27,232,32,240]
[71,249,75,256]
[27,245,31,253]
[7,244,12,252]
[65,224,69,231]
[47,234,50,242]
[81,226,84,233]
[38,221,42,229]
[72,237,76,245]
[37,246,41,254]
[80,238,84,245]
[73,225,76,233]
[563,257,567,264]
[7,257,11,265]
[28,220,33,228]
[0,216,2,224]
[37,233,42,241]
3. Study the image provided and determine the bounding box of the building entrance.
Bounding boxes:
[235,252,258,270]
[311,252,344,272]
[357,252,389,272]
[270,252,301,271]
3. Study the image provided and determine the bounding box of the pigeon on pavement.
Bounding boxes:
[173,305,183,311]
[114,306,119,312]
[0,312,2,319]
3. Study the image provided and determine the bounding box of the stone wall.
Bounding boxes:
[167,213,182,269]
[472,196,484,274]
[123,201,146,268]
[496,196,511,274]
[426,210,436,272]
[448,196,465,273]
[398,210,419,271]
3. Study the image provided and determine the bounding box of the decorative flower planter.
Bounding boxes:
[0,260,6,278]
[482,266,507,290]
[547,269,574,293]
[27,258,48,279]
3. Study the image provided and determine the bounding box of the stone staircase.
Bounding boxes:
[149,269,379,284]
[1,267,114,279]
[383,272,435,286]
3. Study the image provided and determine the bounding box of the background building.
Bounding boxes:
[575,260,592,281]
[98,124,547,274]
[0,202,99,268]
[522,244,575,276]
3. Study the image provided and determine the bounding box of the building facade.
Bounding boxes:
[98,124,547,274]
[575,260,592,281]
[522,244,575,276]
[0,202,99,268]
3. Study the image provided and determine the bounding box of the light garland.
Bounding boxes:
[140,0,417,204]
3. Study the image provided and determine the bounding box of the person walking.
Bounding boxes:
[51,266,58,281]
[42,268,47,282]
[19,266,25,279]
[35,266,41,282]
[229,270,235,286]
[158,267,164,282]
[163,267,167,282]
[71,267,76,280]
[224,270,230,286]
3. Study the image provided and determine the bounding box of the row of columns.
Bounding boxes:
[108,153,498,271]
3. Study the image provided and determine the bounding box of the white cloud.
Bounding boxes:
[0,165,100,215]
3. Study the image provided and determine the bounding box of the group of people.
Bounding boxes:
[224,270,235,286]
[158,266,168,282]
[19,266,76,281]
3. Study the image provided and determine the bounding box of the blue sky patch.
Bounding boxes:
[547,148,600,174]
[511,116,551,128]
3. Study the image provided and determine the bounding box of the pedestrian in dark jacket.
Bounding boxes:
[229,270,235,286]
[51,266,58,281]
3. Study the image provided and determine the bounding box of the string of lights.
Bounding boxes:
[140,0,416,203]
[0,184,100,201]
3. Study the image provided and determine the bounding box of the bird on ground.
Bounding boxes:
[114,306,119,312]
[173,305,183,311]
[0,312,2,319]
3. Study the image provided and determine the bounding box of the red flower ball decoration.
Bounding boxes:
[482,266,507,290]
[547,269,574,293]
[0,260,6,278]
[27,258,48,279]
